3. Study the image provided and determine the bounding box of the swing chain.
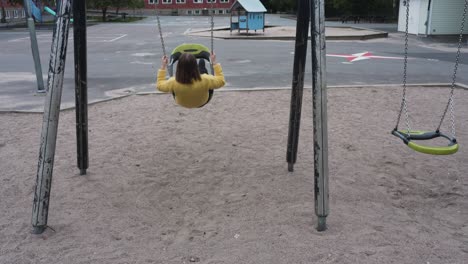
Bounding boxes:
[154,2,166,57]
[210,0,215,53]
[437,0,467,137]
[154,2,215,58]
[395,0,412,134]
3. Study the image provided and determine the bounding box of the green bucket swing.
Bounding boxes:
[392,0,466,155]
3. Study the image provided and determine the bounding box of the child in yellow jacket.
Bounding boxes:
[157,52,225,108]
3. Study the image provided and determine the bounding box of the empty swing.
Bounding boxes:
[392,0,467,155]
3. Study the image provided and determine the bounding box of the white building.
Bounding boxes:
[398,0,468,35]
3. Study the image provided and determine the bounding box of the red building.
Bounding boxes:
[144,0,233,15]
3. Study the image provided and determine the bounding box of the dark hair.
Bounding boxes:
[175,53,202,84]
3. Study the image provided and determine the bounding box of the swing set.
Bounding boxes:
[29,0,465,236]
[392,0,467,155]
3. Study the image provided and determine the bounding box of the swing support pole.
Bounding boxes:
[31,0,72,234]
[286,0,329,231]
[24,0,45,93]
[311,0,329,231]
[74,0,89,176]
[286,0,310,172]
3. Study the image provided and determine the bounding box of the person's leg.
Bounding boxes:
[198,59,209,75]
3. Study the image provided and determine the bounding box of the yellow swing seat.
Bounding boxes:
[167,43,213,77]
[392,130,459,155]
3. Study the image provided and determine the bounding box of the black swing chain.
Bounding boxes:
[395,0,412,133]
[210,0,215,53]
[154,1,167,57]
[437,0,468,137]
[154,1,216,60]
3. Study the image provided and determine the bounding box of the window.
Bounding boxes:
[6,10,10,19]
[13,10,19,18]
[207,0,216,3]
[176,0,185,3]
[195,10,200,14]
[218,10,223,14]
[187,10,192,15]
[193,0,203,3]
[220,0,229,3]
[162,0,172,3]
[148,0,158,4]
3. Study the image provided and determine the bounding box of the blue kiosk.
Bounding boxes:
[230,0,267,34]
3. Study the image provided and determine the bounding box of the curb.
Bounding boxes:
[197,33,388,41]
[187,26,388,41]
[1,83,466,114]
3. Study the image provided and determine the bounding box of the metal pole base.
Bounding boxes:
[288,163,294,172]
[80,169,87,175]
[317,216,327,232]
[36,90,47,94]
[31,226,46,234]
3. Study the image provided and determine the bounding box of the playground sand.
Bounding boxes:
[0,86,467,264]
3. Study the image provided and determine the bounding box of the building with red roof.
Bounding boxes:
[144,0,233,15]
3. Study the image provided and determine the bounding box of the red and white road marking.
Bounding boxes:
[327,51,405,63]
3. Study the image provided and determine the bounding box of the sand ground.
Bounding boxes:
[0,86,467,264]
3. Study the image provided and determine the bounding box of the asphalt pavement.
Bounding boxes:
[0,14,467,112]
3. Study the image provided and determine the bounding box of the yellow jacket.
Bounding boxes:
[157,64,225,108]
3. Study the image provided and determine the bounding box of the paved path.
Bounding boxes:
[1,15,467,112]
